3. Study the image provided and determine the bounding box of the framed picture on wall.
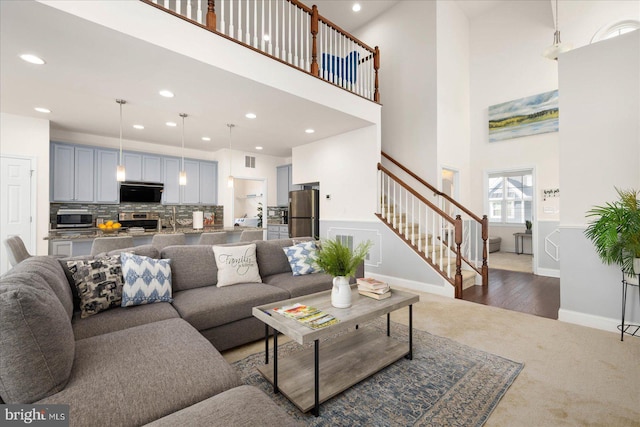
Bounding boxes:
[488,90,559,142]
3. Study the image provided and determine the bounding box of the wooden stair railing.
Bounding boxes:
[141,0,380,103]
[377,159,489,298]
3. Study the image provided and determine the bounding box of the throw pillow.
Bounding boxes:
[283,240,323,276]
[65,255,123,318]
[213,244,262,287]
[120,252,173,307]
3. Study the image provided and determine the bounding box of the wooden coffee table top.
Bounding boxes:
[253,287,419,345]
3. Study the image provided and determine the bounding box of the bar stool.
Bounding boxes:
[151,233,186,251]
[90,236,135,256]
[198,232,227,245]
[4,236,32,267]
[239,230,264,242]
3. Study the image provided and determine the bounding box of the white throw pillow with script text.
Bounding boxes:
[212,244,262,287]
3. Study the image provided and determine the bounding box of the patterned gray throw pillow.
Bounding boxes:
[65,255,123,318]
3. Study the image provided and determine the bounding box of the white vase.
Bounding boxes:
[331,276,352,308]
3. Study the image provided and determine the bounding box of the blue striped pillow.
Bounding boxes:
[120,253,173,307]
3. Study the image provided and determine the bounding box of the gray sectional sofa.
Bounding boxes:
[0,237,348,426]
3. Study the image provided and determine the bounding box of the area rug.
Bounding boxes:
[232,319,523,426]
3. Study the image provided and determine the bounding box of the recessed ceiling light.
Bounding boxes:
[255,146,263,150]
[166,121,177,127]
[202,136,211,141]
[133,124,144,130]
[20,54,45,65]
[305,129,315,134]
[34,107,51,113]
[159,90,174,98]
[245,113,257,119]
[352,3,361,12]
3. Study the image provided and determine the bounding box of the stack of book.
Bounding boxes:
[357,277,391,300]
[273,303,339,329]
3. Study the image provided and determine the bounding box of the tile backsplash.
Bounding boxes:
[50,203,224,228]
[266,206,288,224]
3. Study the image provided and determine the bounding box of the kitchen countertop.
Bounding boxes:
[44,227,263,240]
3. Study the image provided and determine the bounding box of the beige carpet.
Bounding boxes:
[489,251,533,274]
[223,288,640,426]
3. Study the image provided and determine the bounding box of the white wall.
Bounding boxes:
[436,0,471,204]
[559,32,640,329]
[292,125,379,222]
[0,113,50,256]
[356,1,439,185]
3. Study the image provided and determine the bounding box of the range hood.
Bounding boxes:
[119,181,164,203]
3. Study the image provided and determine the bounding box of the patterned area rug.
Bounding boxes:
[233,320,523,426]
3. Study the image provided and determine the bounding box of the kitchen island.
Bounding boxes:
[45,227,264,257]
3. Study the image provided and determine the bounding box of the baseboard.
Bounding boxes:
[558,308,620,333]
[365,273,455,298]
[535,267,560,278]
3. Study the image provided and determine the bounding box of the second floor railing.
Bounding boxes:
[143,0,380,102]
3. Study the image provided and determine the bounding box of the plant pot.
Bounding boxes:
[331,276,352,308]
[525,229,532,234]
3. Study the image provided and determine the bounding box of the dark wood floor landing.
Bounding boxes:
[462,268,560,320]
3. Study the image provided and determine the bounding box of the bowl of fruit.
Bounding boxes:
[98,220,122,234]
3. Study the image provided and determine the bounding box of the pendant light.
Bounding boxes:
[542,0,573,60]
[116,99,126,182]
[179,113,188,186]
[227,123,235,188]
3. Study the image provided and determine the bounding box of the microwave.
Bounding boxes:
[56,209,93,228]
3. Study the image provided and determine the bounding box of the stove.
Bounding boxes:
[119,212,160,231]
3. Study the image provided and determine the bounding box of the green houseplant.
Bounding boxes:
[316,239,373,308]
[525,220,532,234]
[584,188,640,275]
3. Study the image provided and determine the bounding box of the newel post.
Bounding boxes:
[481,215,489,288]
[311,5,319,76]
[454,215,463,299]
[373,46,380,103]
[206,0,217,31]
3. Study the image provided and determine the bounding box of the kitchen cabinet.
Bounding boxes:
[51,143,94,202]
[267,224,289,240]
[123,152,162,182]
[199,161,218,204]
[276,164,302,207]
[123,152,142,181]
[142,155,162,182]
[162,157,181,204]
[95,149,119,203]
[181,160,200,204]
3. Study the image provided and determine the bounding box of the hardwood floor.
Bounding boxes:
[462,268,560,320]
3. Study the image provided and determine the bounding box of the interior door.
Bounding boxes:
[0,156,33,274]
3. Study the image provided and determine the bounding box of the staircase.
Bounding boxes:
[376,153,489,298]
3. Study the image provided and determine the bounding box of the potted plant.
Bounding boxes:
[584,188,640,281]
[525,220,532,234]
[316,238,373,308]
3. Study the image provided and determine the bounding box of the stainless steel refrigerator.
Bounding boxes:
[288,189,319,239]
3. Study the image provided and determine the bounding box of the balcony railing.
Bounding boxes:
[142,0,380,102]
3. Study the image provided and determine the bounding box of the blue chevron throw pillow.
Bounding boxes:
[283,240,323,276]
[120,252,173,307]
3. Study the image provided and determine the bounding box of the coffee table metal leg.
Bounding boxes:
[313,339,320,417]
[406,304,413,360]
[387,313,391,336]
[273,329,279,394]
[264,324,269,364]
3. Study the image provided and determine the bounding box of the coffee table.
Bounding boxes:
[252,287,419,417]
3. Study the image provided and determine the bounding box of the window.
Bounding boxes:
[488,171,533,224]
[591,20,640,44]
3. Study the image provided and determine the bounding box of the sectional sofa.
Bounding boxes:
[0,238,353,426]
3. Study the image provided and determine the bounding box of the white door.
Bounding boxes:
[0,156,33,274]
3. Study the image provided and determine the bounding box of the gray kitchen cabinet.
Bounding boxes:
[199,161,218,204]
[51,143,94,202]
[162,157,180,204]
[267,224,289,240]
[181,160,200,204]
[142,155,162,182]
[276,165,290,207]
[123,152,142,181]
[95,149,119,203]
[50,241,72,257]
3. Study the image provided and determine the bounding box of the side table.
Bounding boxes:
[513,232,532,255]
[619,271,640,341]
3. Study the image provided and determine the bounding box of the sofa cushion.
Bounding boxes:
[65,255,123,318]
[263,271,334,298]
[72,303,180,341]
[37,318,241,426]
[144,385,302,427]
[213,244,262,287]
[9,256,74,319]
[171,283,290,331]
[255,239,294,277]
[161,245,218,291]
[0,272,75,403]
[283,240,322,276]
[104,244,159,258]
[120,252,173,306]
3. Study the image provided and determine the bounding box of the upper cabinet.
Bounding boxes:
[276,164,302,207]
[123,152,162,182]
[162,157,181,205]
[199,161,218,205]
[95,149,119,203]
[162,158,218,205]
[51,143,95,202]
